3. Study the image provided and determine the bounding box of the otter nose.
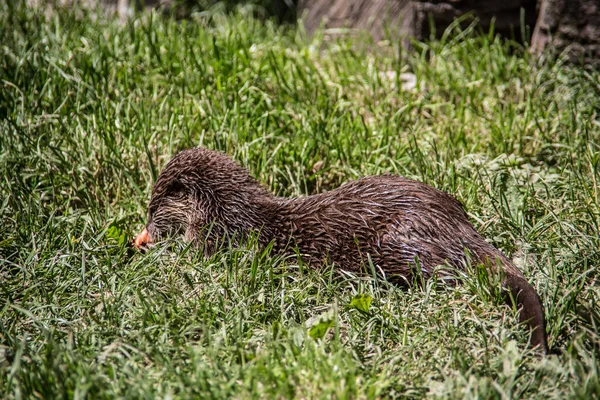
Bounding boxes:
[134,228,152,249]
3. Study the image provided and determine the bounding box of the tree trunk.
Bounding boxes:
[531,0,600,65]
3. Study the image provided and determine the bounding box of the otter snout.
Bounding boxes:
[134,227,153,249]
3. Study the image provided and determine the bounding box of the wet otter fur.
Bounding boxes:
[135,147,549,354]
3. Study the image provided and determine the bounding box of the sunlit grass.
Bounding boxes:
[1,1,599,398]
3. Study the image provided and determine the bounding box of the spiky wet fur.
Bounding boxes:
[145,147,549,353]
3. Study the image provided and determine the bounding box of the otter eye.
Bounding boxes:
[167,180,186,194]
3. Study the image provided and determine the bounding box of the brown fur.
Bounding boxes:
[140,147,549,353]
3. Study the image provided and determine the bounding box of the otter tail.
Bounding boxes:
[503,272,549,354]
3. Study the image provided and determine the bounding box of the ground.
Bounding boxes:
[1,2,599,398]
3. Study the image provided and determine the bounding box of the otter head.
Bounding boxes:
[134,148,272,250]
[134,153,202,249]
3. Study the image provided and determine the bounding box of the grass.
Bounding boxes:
[1,1,599,398]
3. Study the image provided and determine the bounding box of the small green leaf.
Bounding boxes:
[106,224,127,246]
[308,319,335,340]
[350,294,372,313]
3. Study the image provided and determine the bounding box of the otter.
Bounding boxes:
[134,147,549,354]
